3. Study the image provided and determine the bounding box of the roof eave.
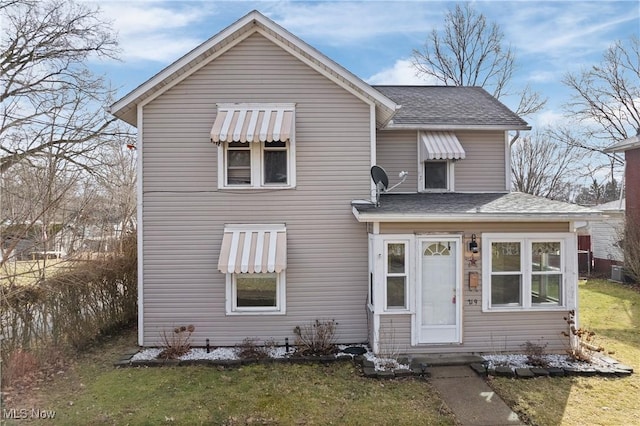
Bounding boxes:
[603,134,640,153]
[351,208,603,223]
[381,123,532,131]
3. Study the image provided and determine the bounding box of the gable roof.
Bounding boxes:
[374,86,530,130]
[110,10,398,127]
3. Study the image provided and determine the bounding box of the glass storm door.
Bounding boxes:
[418,238,461,343]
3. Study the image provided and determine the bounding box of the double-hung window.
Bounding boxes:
[218,224,287,315]
[212,104,295,189]
[483,233,574,311]
[385,242,408,310]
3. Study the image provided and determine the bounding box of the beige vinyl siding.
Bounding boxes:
[141,33,372,346]
[379,315,412,355]
[376,130,418,191]
[376,221,573,354]
[375,130,507,192]
[454,131,506,192]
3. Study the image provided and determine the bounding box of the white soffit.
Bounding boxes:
[421,131,466,160]
[211,104,294,143]
[218,224,287,274]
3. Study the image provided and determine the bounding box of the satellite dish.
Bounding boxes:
[371,165,389,191]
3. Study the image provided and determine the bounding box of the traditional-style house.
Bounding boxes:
[111,11,600,354]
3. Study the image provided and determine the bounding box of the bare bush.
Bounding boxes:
[521,340,549,367]
[293,319,337,356]
[236,337,277,360]
[158,325,195,360]
[562,310,604,362]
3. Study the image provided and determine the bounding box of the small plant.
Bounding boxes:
[375,320,404,370]
[562,310,604,362]
[158,324,195,359]
[293,319,337,356]
[237,337,276,360]
[521,340,549,367]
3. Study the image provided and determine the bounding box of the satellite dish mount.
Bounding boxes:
[370,166,407,207]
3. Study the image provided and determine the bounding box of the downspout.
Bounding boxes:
[509,130,521,146]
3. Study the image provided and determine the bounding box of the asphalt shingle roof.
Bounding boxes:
[353,192,600,218]
[373,86,530,129]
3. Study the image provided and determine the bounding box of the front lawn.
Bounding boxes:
[6,330,455,425]
[489,279,640,426]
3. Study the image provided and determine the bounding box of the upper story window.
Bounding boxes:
[212,104,296,189]
[424,161,449,190]
[419,131,465,192]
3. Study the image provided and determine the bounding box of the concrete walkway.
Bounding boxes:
[428,366,523,425]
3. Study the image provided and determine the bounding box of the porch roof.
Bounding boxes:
[352,192,602,223]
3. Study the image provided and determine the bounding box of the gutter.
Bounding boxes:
[351,206,604,224]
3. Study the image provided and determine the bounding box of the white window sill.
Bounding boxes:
[483,306,568,313]
[219,185,296,190]
[226,310,286,316]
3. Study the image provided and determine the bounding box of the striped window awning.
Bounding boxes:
[420,131,466,160]
[218,224,287,274]
[210,104,294,143]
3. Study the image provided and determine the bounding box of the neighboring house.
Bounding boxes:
[605,132,640,223]
[590,199,625,274]
[110,11,600,354]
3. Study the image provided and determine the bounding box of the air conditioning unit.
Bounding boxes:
[611,265,624,282]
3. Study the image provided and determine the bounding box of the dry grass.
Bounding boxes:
[489,279,640,426]
[4,326,455,425]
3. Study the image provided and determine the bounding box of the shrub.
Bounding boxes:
[521,340,549,367]
[562,310,604,362]
[293,319,337,356]
[237,337,276,360]
[158,325,195,359]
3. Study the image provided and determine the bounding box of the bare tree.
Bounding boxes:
[412,3,546,116]
[563,36,640,150]
[0,0,121,173]
[511,129,585,200]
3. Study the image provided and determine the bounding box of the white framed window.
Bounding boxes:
[226,272,286,315]
[482,233,575,311]
[385,241,408,310]
[221,140,294,188]
[420,160,454,191]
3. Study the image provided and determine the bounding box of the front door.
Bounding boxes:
[417,237,461,343]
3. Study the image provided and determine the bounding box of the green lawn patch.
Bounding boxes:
[489,279,640,426]
[9,329,455,425]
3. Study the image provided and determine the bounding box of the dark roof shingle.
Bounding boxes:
[353,192,599,219]
[373,86,530,129]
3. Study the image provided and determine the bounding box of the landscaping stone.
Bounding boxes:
[393,369,414,378]
[470,363,488,376]
[546,367,565,377]
[335,354,353,361]
[377,370,395,379]
[495,366,515,377]
[613,364,634,373]
[361,359,374,368]
[563,366,582,376]
[362,367,378,378]
[614,368,633,377]
[530,368,550,377]
[515,368,535,378]
[410,365,430,377]
[594,366,617,376]
[113,359,131,367]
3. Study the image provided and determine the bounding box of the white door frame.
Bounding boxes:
[414,235,462,344]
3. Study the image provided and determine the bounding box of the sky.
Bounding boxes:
[88,0,639,130]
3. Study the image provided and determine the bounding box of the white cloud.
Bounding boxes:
[268,1,437,46]
[366,59,436,85]
[531,109,568,129]
[97,2,216,62]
